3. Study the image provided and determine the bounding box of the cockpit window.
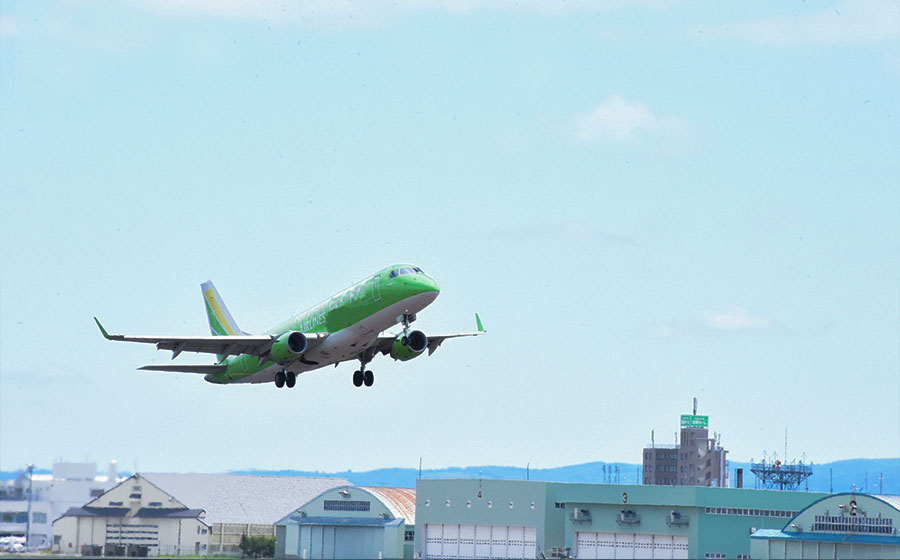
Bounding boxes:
[389,266,425,278]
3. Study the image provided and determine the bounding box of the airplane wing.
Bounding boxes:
[139,364,228,374]
[373,313,486,357]
[94,317,327,360]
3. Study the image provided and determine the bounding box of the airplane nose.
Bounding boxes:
[405,275,439,297]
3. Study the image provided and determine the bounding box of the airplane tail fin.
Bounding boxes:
[201,281,246,336]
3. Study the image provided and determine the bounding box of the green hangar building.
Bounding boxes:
[415,479,827,559]
[751,492,900,558]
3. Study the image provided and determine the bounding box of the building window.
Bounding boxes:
[148,502,162,507]
[323,500,370,512]
[109,501,123,506]
[90,489,104,498]
[32,512,47,524]
[555,502,566,509]
[404,530,415,542]
[129,493,141,499]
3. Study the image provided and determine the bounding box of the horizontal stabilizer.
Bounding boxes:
[139,364,227,374]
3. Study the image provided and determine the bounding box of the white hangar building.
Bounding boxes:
[53,474,209,557]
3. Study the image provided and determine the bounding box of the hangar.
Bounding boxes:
[275,486,416,559]
[415,478,827,559]
[53,474,210,557]
[53,472,350,556]
[750,492,900,558]
[142,472,349,554]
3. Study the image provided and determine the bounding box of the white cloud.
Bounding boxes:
[572,94,692,143]
[703,305,771,331]
[697,0,900,47]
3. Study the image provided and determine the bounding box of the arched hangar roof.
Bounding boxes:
[361,487,416,525]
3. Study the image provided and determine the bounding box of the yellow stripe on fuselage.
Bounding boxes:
[204,288,236,335]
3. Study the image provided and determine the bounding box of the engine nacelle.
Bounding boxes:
[269,331,308,364]
[390,330,428,361]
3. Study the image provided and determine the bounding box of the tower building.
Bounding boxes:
[642,399,729,487]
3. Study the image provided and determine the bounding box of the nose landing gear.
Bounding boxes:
[397,313,416,346]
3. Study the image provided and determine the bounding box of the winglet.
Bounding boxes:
[475,313,485,332]
[94,317,112,340]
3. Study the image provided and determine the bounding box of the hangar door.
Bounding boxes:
[425,524,537,559]
[575,532,688,559]
[296,525,385,559]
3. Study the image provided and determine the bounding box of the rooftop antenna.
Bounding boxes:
[693,397,698,415]
[418,458,422,479]
[651,430,655,448]
[526,463,530,481]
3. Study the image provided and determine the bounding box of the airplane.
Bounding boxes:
[94,264,485,389]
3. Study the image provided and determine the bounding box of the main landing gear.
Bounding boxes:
[352,349,376,388]
[274,370,296,389]
[352,369,374,388]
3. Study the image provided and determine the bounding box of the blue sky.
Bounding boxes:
[1,0,898,475]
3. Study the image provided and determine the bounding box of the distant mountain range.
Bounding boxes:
[5,458,897,494]
[231,458,899,494]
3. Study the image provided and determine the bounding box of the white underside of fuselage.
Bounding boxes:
[230,291,437,384]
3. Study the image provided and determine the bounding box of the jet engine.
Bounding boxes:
[269,331,308,364]
[389,330,428,361]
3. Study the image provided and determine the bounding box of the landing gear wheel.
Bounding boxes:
[285,372,296,388]
[401,336,409,346]
[363,370,374,387]
[352,370,364,387]
[275,371,286,388]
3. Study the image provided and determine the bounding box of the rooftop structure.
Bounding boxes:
[751,456,813,491]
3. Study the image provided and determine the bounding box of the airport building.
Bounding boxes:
[141,473,350,555]
[275,485,416,559]
[415,478,827,559]
[642,403,728,487]
[52,472,350,556]
[0,461,121,549]
[751,492,900,558]
[53,474,209,556]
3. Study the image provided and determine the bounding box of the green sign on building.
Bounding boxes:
[681,414,708,427]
